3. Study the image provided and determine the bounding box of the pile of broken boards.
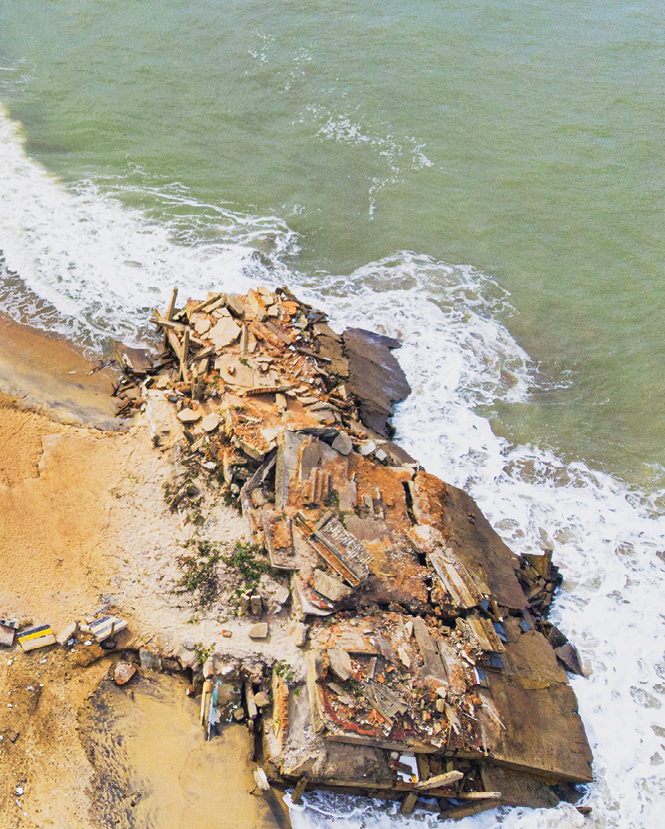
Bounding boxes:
[112,284,410,439]
[119,286,592,817]
[0,615,127,652]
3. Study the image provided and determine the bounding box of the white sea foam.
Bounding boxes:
[0,106,663,828]
[0,105,296,346]
[290,264,665,829]
[310,110,434,216]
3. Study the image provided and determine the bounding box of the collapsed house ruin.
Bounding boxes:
[113,286,593,817]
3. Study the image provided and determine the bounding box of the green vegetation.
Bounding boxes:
[222,542,273,592]
[194,642,216,666]
[325,487,340,509]
[274,660,294,683]
[175,539,222,609]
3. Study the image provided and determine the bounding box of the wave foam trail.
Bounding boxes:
[0,105,296,347]
[288,257,665,829]
[1,105,664,828]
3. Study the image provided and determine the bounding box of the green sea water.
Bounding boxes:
[0,0,663,484]
[2,4,665,827]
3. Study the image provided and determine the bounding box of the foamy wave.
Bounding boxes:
[291,259,665,829]
[0,105,296,347]
[309,109,434,216]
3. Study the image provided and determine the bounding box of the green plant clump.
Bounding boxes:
[194,642,216,666]
[274,660,294,683]
[222,542,273,592]
[175,540,222,609]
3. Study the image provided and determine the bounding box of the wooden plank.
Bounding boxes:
[166,287,178,321]
[179,326,191,382]
[429,550,480,609]
[200,679,212,727]
[454,791,502,800]
[21,634,57,652]
[89,615,127,642]
[437,639,467,696]
[440,799,502,819]
[18,624,52,643]
[466,615,505,653]
[164,287,178,347]
[150,314,187,330]
[412,617,448,683]
[414,770,463,791]
[157,323,182,363]
[187,292,224,316]
[18,624,56,652]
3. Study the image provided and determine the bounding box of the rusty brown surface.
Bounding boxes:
[117,286,594,807]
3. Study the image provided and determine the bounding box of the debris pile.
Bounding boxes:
[103,287,593,814]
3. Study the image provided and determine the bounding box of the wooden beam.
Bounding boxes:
[453,791,502,800]
[180,326,190,381]
[414,770,463,792]
[189,292,223,316]
[166,287,178,321]
[165,287,178,348]
[150,315,187,330]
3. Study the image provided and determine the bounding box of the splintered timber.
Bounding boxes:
[107,286,592,814]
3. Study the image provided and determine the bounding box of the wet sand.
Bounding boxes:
[0,312,121,429]
[80,673,287,829]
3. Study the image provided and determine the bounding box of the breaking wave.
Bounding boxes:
[1,105,664,828]
[0,104,296,349]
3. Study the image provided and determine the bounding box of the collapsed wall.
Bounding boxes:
[114,286,592,817]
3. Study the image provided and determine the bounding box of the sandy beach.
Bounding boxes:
[0,315,287,829]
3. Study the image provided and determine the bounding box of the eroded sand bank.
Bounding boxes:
[0,317,288,829]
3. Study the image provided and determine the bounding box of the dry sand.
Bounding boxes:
[0,316,292,829]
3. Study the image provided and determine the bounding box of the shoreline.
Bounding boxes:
[0,308,293,827]
[0,288,592,825]
[0,310,123,430]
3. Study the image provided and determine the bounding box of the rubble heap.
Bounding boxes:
[115,286,592,817]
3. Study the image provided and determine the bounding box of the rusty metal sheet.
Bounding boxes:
[263,510,296,569]
[429,548,482,610]
[314,511,372,582]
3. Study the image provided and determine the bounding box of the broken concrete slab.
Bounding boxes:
[249,623,269,640]
[480,765,559,809]
[113,662,137,686]
[0,623,16,648]
[56,622,77,647]
[177,408,201,424]
[139,286,593,809]
[328,647,353,681]
[313,569,354,603]
[332,431,353,455]
[201,412,221,432]
[411,472,527,611]
[145,390,184,448]
[555,643,584,676]
[209,316,242,349]
[343,328,411,438]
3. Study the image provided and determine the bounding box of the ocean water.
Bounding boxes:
[0,1,664,827]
